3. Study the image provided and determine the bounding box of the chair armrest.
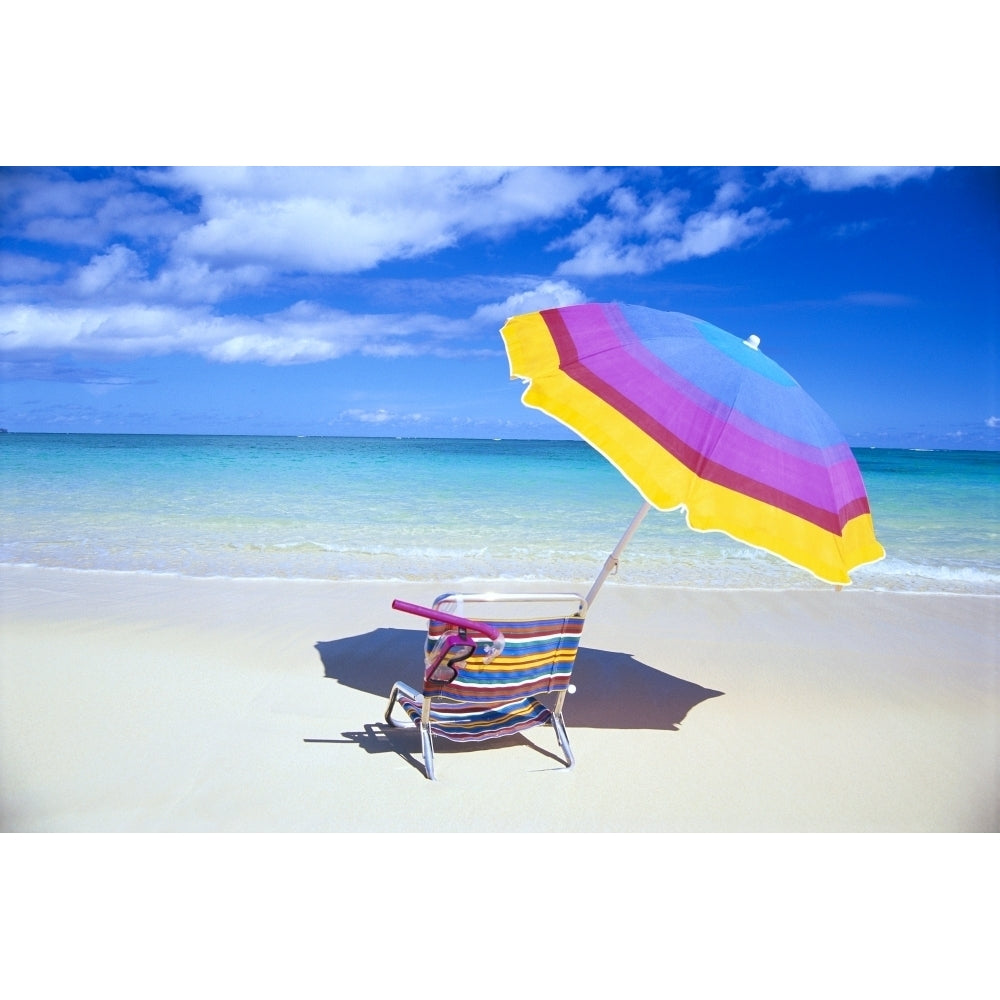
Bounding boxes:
[433,591,588,617]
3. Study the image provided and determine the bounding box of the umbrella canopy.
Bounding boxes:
[500,302,885,591]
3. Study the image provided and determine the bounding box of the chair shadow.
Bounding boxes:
[313,627,724,734]
[308,722,569,776]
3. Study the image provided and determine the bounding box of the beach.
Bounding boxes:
[2,563,996,832]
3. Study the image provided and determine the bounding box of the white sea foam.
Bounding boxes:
[854,557,1000,591]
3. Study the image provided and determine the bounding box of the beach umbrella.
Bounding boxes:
[500,302,884,603]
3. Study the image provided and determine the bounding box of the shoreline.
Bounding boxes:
[2,560,996,599]
[2,564,997,832]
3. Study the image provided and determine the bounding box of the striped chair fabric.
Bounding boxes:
[396,615,584,743]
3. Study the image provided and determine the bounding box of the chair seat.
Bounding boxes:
[397,692,553,743]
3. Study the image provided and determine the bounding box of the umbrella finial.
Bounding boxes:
[743,334,761,350]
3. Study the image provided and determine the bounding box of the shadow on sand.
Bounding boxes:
[311,627,724,770]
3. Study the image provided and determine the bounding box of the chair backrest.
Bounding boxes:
[424,615,585,703]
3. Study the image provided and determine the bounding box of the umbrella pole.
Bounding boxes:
[585,501,652,609]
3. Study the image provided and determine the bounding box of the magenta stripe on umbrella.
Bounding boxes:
[543,310,870,520]
[607,304,848,447]
[542,308,869,533]
[590,348,867,513]
[618,334,859,467]
[556,303,861,468]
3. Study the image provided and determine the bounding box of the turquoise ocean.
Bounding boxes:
[2,434,998,595]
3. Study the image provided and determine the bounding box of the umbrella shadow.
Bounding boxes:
[313,627,724,734]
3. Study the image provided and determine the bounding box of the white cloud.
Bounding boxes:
[339,408,427,425]
[0,302,198,356]
[472,280,587,324]
[10,170,121,219]
[166,166,615,275]
[69,248,271,305]
[0,253,61,282]
[553,184,783,277]
[767,166,940,191]
[341,408,394,423]
[0,301,478,366]
[986,416,1000,429]
[678,207,777,259]
[143,260,272,304]
[0,167,811,366]
[5,168,191,248]
[712,180,746,210]
[73,245,147,295]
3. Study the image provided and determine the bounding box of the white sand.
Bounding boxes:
[1,564,997,832]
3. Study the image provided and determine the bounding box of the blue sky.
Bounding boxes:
[1,165,997,448]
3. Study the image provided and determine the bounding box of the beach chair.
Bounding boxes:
[385,592,587,780]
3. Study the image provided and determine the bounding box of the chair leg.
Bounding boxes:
[385,684,402,726]
[385,681,421,728]
[419,722,437,781]
[551,712,575,770]
[383,684,436,779]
